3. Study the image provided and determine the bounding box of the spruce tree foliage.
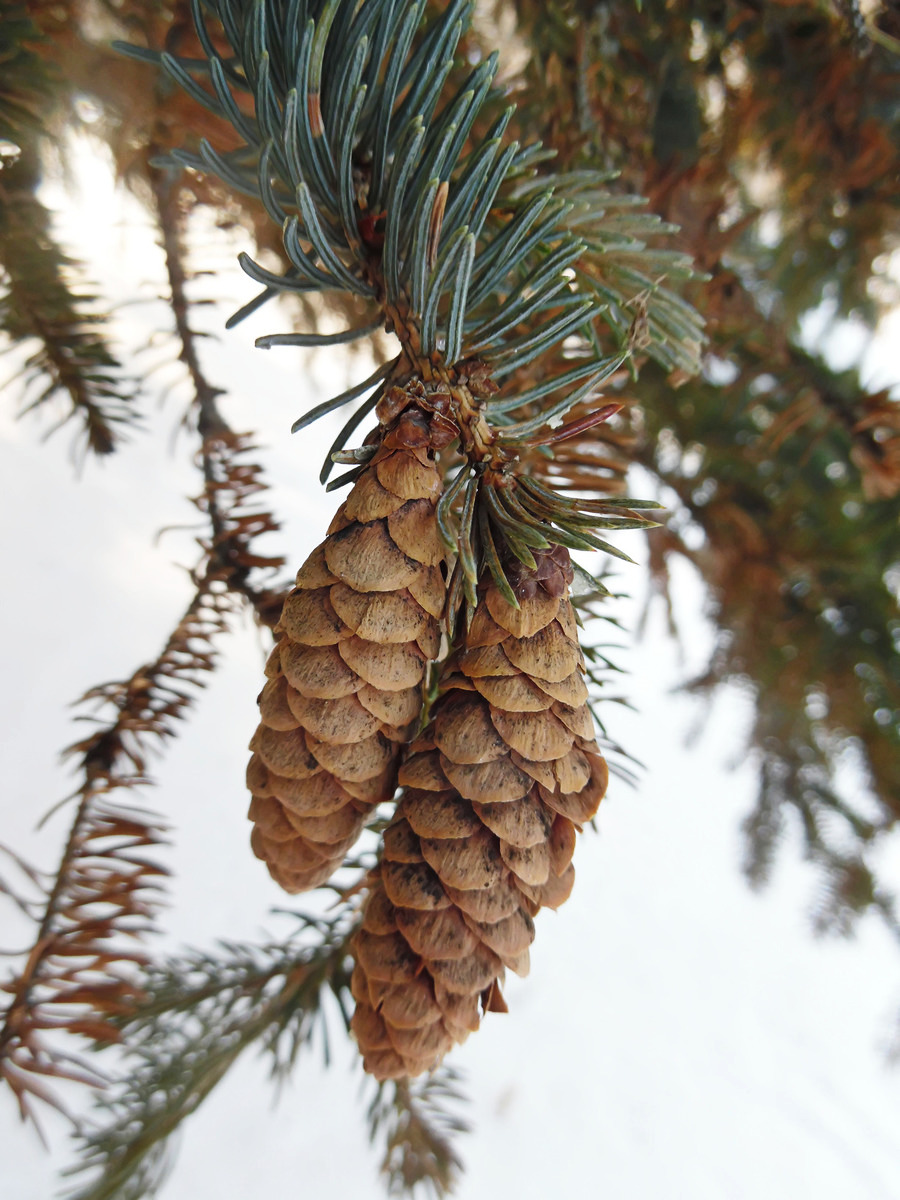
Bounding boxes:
[0,5,140,457]
[0,0,898,1196]
[507,0,900,937]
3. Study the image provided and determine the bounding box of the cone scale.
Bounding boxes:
[350,546,608,1079]
[247,386,455,893]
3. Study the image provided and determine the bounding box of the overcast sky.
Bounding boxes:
[2,144,899,1200]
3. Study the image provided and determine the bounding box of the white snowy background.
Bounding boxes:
[2,146,900,1200]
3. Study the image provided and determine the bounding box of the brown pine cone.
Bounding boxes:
[247,393,454,893]
[350,548,608,1079]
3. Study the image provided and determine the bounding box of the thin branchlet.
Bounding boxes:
[63,919,356,1200]
[0,112,286,1126]
[368,1067,469,1199]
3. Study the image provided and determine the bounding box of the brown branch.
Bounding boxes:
[0,584,202,1126]
[0,144,288,1127]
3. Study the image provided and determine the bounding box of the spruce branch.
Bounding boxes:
[117,0,702,468]
[133,0,675,615]
[63,916,357,1200]
[64,904,473,1199]
[0,7,142,459]
[0,576,229,1129]
[0,157,142,460]
[367,1067,469,1199]
[148,160,287,621]
[506,0,900,957]
[0,143,287,1125]
[635,345,900,940]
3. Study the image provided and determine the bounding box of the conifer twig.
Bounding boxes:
[0,8,141,460]
[62,917,356,1200]
[368,1068,469,1199]
[0,152,286,1126]
[0,163,142,460]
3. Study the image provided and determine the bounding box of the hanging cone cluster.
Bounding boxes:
[350,545,609,1079]
[247,387,456,892]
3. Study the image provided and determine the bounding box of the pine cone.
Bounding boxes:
[350,546,608,1078]
[247,392,455,893]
